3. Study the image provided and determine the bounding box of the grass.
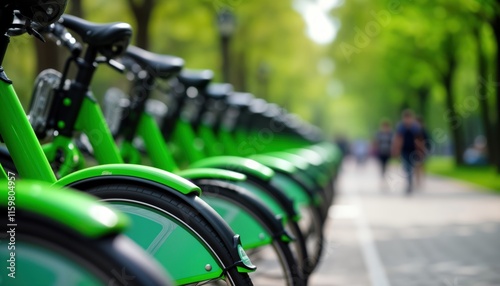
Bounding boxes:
[426,156,500,193]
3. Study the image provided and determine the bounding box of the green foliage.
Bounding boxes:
[427,156,500,192]
[4,0,499,147]
[328,0,499,142]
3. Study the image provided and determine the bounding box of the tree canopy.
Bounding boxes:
[4,0,500,166]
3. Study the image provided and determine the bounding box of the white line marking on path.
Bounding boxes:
[351,193,392,286]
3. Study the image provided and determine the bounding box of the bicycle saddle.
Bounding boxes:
[177,70,213,90]
[226,92,254,108]
[249,98,268,114]
[60,15,131,53]
[205,83,233,100]
[124,46,184,79]
[263,103,282,118]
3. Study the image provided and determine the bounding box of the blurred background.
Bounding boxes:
[4,0,500,190]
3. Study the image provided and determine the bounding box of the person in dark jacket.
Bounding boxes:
[391,109,424,195]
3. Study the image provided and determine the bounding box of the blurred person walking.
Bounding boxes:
[352,139,369,166]
[373,120,393,177]
[391,109,424,195]
[415,116,431,188]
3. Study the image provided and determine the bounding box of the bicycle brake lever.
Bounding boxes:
[26,25,46,43]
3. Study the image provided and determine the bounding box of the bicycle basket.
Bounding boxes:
[103,88,129,135]
[27,69,61,139]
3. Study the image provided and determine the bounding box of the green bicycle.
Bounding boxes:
[0,12,255,285]
[0,2,172,285]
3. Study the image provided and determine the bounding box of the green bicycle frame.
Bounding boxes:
[43,94,124,177]
[171,118,205,164]
[0,76,236,284]
[0,81,57,182]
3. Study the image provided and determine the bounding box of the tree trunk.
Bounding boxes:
[221,36,231,83]
[69,0,84,18]
[233,45,247,91]
[34,40,60,74]
[473,24,494,164]
[442,35,464,165]
[35,0,84,74]
[493,13,500,171]
[127,0,155,49]
[416,87,429,118]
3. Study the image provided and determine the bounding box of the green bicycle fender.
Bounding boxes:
[176,168,247,182]
[306,145,335,164]
[295,147,336,175]
[265,152,311,171]
[314,143,343,164]
[287,148,331,181]
[54,164,201,196]
[249,154,297,175]
[287,148,324,167]
[1,180,128,238]
[190,156,275,182]
[265,152,327,186]
[281,150,329,187]
[253,154,319,198]
[309,144,341,175]
[249,155,313,207]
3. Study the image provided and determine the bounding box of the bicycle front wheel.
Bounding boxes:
[80,181,253,286]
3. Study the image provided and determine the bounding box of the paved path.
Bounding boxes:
[310,158,500,286]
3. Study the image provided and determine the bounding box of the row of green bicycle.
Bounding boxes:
[0,2,342,285]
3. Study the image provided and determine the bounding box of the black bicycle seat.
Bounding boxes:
[177,70,213,90]
[226,92,254,107]
[205,83,233,99]
[249,98,268,114]
[60,15,132,49]
[263,103,282,118]
[124,46,184,79]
